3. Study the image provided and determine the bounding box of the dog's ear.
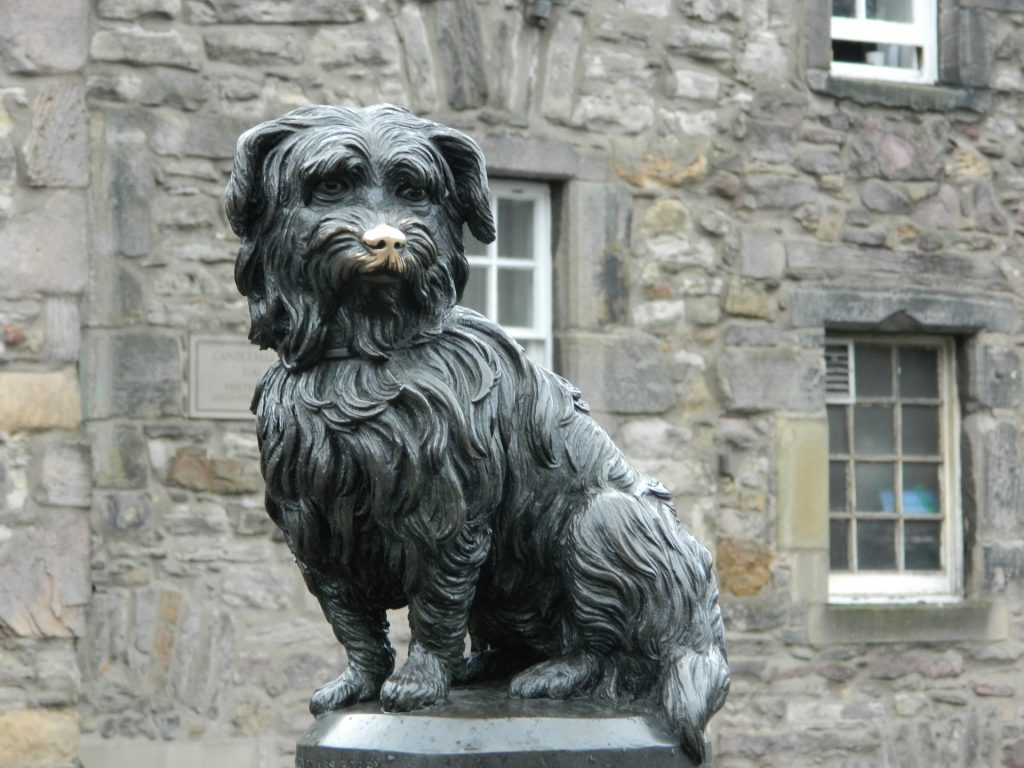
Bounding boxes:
[429,128,496,245]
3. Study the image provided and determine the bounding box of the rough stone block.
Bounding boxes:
[89,423,149,489]
[965,340,1023,409]
[0,190,88,298]
[542,12,584,124]
[80,333,182,419]
[91,28,204,70]
[437,0,488,111]
[23,80,89,188]
[190,0,365,23]
[786,240,1001,283]
[311,26,397,69]
[0,369,82,433]
[559,332,677,415]
[739,227,785,279]
[96,491,152,532]
[205,28,305,66]
[151,111,253,159]
[718,348,823,413]
[861,179,912,214]
[36,441,92,508]
[964,416,1022,538]
[0,0,89,73]
[789,286,1018,333]
[138,69,211,111]
[742,174,817,209]
[717,538,773,596]
[167,447,262,494]
[98,0,181,18]
[558,182,633,330]
[110,153,153,258]
[848,117,950,180]
[0,509,89,637]
[395,3,439,114]
[666,25,733,61]
[0,707,78,764]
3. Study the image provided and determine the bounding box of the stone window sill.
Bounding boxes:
[806,601,1008,645]
[807,69,990,113]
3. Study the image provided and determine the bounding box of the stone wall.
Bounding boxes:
[0,0,1022,766]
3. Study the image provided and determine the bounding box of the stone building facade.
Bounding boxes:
[1,0,1022,766]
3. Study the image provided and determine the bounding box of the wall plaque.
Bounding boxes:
[188,335,277,419]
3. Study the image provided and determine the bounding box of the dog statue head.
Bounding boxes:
[225,104,497,369]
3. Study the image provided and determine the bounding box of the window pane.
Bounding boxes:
[902,405,940,456]
[462,267,487,314]
[497,198,535,260]
[830,461,848,512]
[497,268,534,327]
[828,405,849,454]
[856,462,895,512]
[903,463,940,515]
[904,521,941,570]
[832,0,855,17]
[899,347,939,398]
[867,0,913,22]
[857,520,896,570]
[854,405,894,454]
[830,519,850,570]
[463,224,489,257]
[855,345,892,397]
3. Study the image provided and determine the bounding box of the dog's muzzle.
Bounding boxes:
[362,224,408,273]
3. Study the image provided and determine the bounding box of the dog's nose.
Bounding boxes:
[362,224,406,254]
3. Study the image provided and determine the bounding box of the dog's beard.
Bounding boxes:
[300,216,451,359]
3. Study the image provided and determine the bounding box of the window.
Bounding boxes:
[825,336,961,602]
[830,0,937,84]
[462,179,553,368]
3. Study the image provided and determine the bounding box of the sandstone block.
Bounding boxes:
[965,340,1023,410]
[36,441,92,508]
[542,12,584,124]
[437,0,488,111]
[80,333,182,419]
[167,447,262,495]
[109,153,153,258]
[0,0,89,73]
[0,708,78,764]
[395,4,439,114]
[717,538,773,596]
[0,370,82,433]
[0,190,88,298]
[23,80,89,188]
[738,227,785,279]
[91,28,204,70]
[89,423,149,488]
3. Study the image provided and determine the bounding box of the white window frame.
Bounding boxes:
[826,335,962,604]
[830,0,938,85]
[463,179,553,369]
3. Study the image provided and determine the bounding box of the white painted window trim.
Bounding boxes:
[827,336,963,604]
[830,0,938,85]
[465,179,553,369]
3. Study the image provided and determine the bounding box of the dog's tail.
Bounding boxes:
[659,546,730,765]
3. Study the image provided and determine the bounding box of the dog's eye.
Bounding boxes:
[396,185,428,204]
[315,178,350,197]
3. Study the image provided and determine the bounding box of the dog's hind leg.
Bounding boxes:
[300,567,396,716]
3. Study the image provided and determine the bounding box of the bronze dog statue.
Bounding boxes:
[225,104,729,763]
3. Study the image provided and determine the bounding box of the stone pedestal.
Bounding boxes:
[296,685,705,767]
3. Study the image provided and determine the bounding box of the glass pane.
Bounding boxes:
[462,267,487,314]
[854,405,894,454]
[904,521,941,571]
[830,461,848,512]
[463,224,488,257]
[828,405,849,454]
[899,347,939,399]
[497,268,534,328]
[832,0,855,17]
[857,520,896,570]
[497,198,535,260]
[855,345,892,398]
[867,0,913,22]
[903,463,941,515]
[902,405,940,456]
[830,519,850,570]
[856,462,895,512]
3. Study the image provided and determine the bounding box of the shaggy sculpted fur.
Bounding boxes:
[226,104,729,763]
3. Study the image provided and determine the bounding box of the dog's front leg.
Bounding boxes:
[301,570,396,716]
[380,527,488,712]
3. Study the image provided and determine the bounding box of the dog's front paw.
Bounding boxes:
[310,665,384,716]
[510,653,601,700]
[380,644,449,712]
